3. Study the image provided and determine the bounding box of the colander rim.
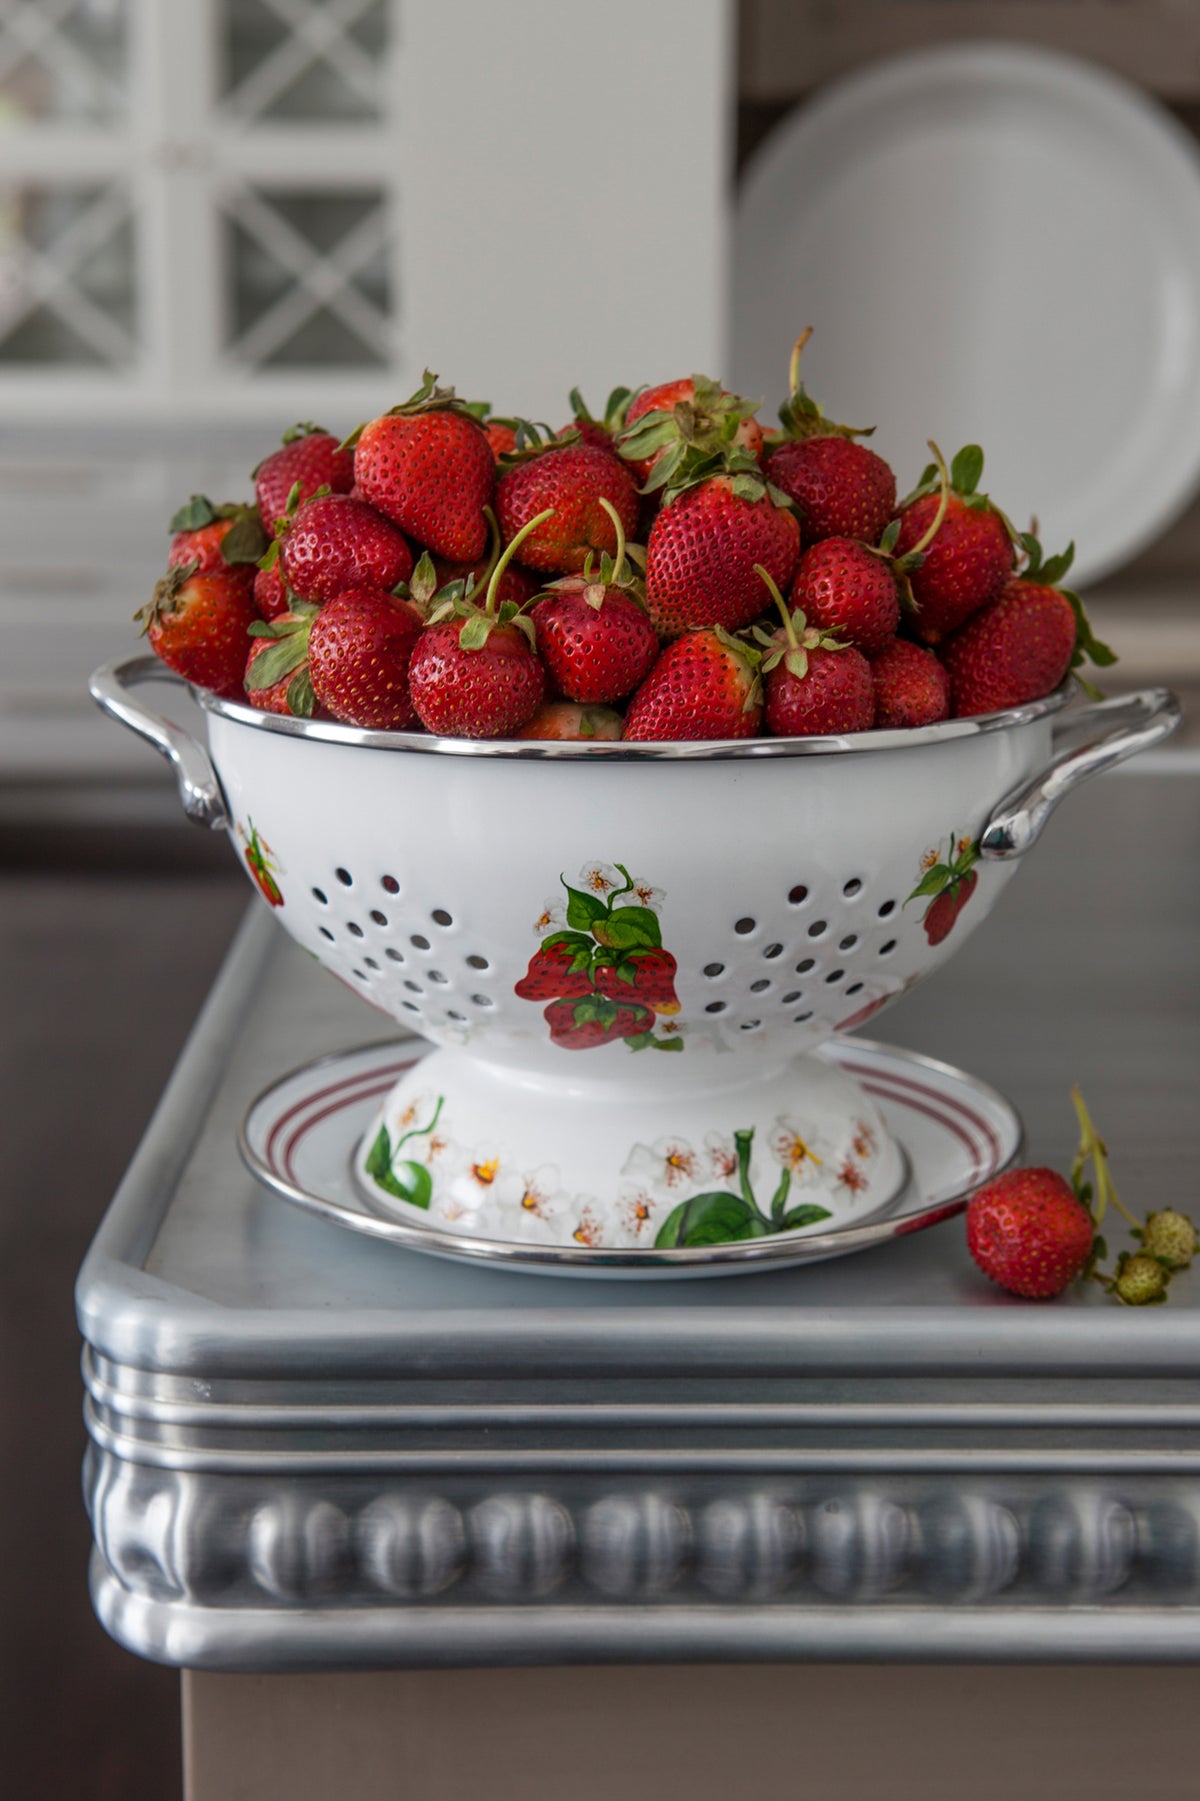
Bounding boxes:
[198,680,1071,758]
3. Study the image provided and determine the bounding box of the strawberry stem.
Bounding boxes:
[754,562,800,650]
[907,441,951,561]
[1070,1085,1138,1228]
[484,507,554,617]
[465,507,502,606]
[787,327,814,401]
[597,495,627,581]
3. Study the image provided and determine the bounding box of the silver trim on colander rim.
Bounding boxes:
[198,681,1072,758]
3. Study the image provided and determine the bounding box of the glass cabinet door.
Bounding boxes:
[0,0,404,413]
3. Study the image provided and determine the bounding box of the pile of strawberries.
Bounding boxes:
[138,338,1115,740]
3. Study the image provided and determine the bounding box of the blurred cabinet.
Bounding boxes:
[0,0,402,419]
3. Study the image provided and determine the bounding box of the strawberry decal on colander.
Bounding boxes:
[517,861,683,1052]
[238,819,284,907]
[906,832,980,945]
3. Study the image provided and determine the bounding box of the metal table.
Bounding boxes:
[77,763,1200,1796]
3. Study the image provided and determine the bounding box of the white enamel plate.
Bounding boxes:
[733,42,1200,585]
[239,1038,1022,1280]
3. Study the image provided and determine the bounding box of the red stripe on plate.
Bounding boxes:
[264,1057,416,1168]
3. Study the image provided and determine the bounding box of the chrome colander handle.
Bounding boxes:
[980,687,1181,860]
[89,656,230,831]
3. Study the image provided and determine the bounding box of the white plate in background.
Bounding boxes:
[733,42,1200,585]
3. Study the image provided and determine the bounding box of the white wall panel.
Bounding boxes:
[398,0,733,418]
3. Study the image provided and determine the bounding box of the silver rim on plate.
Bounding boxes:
[238,1037,1023,1272]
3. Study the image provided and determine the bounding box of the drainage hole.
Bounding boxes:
[750,978,771,993]
[335,867,352,886]
[432,908,453,927]
[410,933,431,951]
[788,885,809,905]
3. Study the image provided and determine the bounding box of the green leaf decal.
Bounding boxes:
[364,1126,393,1182]
[780,1203,833,1231]
[592,907,662,951]
[654,1191,767,1249]
[561,883,609,930]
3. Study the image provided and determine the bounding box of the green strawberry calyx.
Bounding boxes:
[898,441,1021,546]
[135,558,199,633]
[243,602,319,715]
[168,494,268,565]
[776,326,874,443]
[615,373,784,509]
[339,370,485,451]
[751,564,848,681]
[569,384,636,437]
[1016,534,1118,700]
[708,623,764,715]
[426,506,553,652]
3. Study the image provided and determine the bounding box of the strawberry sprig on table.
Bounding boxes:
[966,1089,1197,1305]
[136,337,1116,739]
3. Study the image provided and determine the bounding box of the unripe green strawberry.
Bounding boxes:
[1135,1210,1198,1270]
[1109,1251,1170,1306]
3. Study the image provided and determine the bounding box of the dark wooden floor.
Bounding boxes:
[1,816,247,1800]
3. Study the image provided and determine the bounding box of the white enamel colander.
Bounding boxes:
[91,659,1178,1254]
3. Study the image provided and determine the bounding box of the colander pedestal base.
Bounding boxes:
[352,1044,905,1252]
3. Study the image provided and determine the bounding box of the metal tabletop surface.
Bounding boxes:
[79,763,1200,1669]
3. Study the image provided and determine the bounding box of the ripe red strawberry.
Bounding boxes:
[253,424,354,532]
[253,559,291,621]
[278,493,412,603]
[752,564,874,736]
[644,475,800,638]
[907,835,980,945]
[767,436,896,545]
[892,446,1014,643]
[544,995,653,1049]
[306,587,423,730]
[243,607,317,717]
[871,638,950,728]
[618,375,764,484]
[483,419,518,459]
[168,496,266,574]
[764,329,896,543]
[966,1168,1095,1299]
[496,443,639,575]
[942,580,1075,717]
[408,510,551,737]
[349,373,495,562]
[531,497,657,702]
[517,702,623,740]
[515,940,596,1001]
[789,537,900,656]
[624,628,763,742]
[594,948,679,1009]
[136,562,258,699]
